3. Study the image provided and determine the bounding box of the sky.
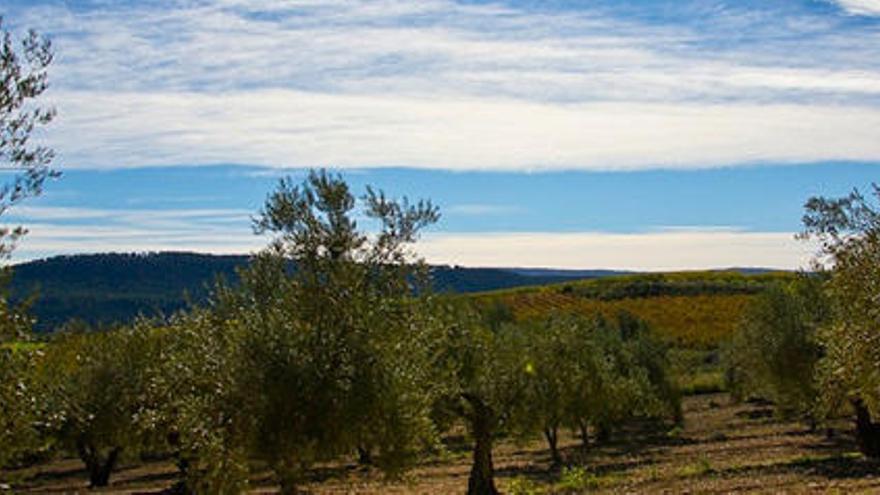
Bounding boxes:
[2,0,880,270]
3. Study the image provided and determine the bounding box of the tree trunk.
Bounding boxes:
[577,420,590,450]
[465,396,499,495]
[357,445,373,466]
[274,459,302,495]
[543,426,561,467]
[278,476,298,495]
[852,397,880,458]
[76,439,120,487]
[595,422,611,443]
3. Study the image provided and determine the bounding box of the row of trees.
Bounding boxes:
[725,185,880,458]
[1,171,681,494]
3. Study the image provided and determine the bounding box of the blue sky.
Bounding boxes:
[2,0,880,269]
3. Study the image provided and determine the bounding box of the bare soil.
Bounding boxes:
[5,393,880,494]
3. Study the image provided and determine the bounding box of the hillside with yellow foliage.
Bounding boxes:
[470,271,794,348]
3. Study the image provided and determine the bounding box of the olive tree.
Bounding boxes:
[551,314,679,451]
[135,310,252,494]
[37,326,156,487]
[241,169,442,493]
[128,170,441,493]
[0,17,57,257]
[0,16,56,470]
[801,185,880,456]
[517,315,581,466]
[724,276,828,422]
[433,304,532,495]
[0,342,42,470]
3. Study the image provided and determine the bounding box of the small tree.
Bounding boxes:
[0,18,56,471]
[242,169,441,493]
[801,185,880,456]
[136,310,252,494]
[435,305,531,495]
[0,17,56,470]
[0,341,42,469]
[555,314,679,449]
[37,326,155,487]
[518,315,580,466]
[724,276,827,421]
[0,17,57,257]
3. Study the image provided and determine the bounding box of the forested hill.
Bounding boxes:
[7,252,629,332]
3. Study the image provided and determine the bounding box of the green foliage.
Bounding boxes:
[0,256,40,471]
[554,271,783,301]
[505,475,543,495]
[723,276,828,419]
[432,304,532,495]
[438,308,680,492]
[126,170,446,493]
[554,466,619,492]
[547,313,680,448]
[244,170,442,490]
[0,14,54,473]
[134,311,251,493]
[36,325,158,486]
[802,185,880,421]
[0,344,43,469]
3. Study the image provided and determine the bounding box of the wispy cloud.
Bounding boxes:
[10,222,816,271]
[833,0,880,16]
[3,0,878,171]
[418,231,817,271]
[48,91,880,170]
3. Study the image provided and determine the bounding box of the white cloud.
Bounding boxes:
[8,213,817,270]
[1,0,876,171]
[7,205,251,226]
[9,222,265,263]
[49,90,880,170]
[418,231,818,271]
[833,0,880,15]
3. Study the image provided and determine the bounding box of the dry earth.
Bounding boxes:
[5,393,880,494]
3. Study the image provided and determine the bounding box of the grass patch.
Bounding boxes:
[506,476,545,495]
[677,457,715,478]
[679,370,725,395]
[553,466,621,493]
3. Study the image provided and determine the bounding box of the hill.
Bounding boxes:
[6,252,786,335]
[8,252,619,331]
[471,271,795,347]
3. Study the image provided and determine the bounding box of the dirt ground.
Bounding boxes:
[5,393,880,494]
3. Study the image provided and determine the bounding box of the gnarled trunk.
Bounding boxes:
[595,421,611,444]
[278,475,299,495]
[357,445,373,466]
[577,420,590,450]
[543,426,561,467]
[273,459,303,495]
[852,397,880,458]
[465,395,499,495]
[76,439,120,487]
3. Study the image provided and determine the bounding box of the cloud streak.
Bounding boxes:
[49,90,880,170]
[10,223,817,271]
[2,0,877,171]
[419,231,817,271]
[833,0,880,16]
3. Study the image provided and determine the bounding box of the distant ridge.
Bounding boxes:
[6,252,783,332]
[7,252,608,331]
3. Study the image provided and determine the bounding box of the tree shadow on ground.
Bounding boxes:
[716,453,880,480]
